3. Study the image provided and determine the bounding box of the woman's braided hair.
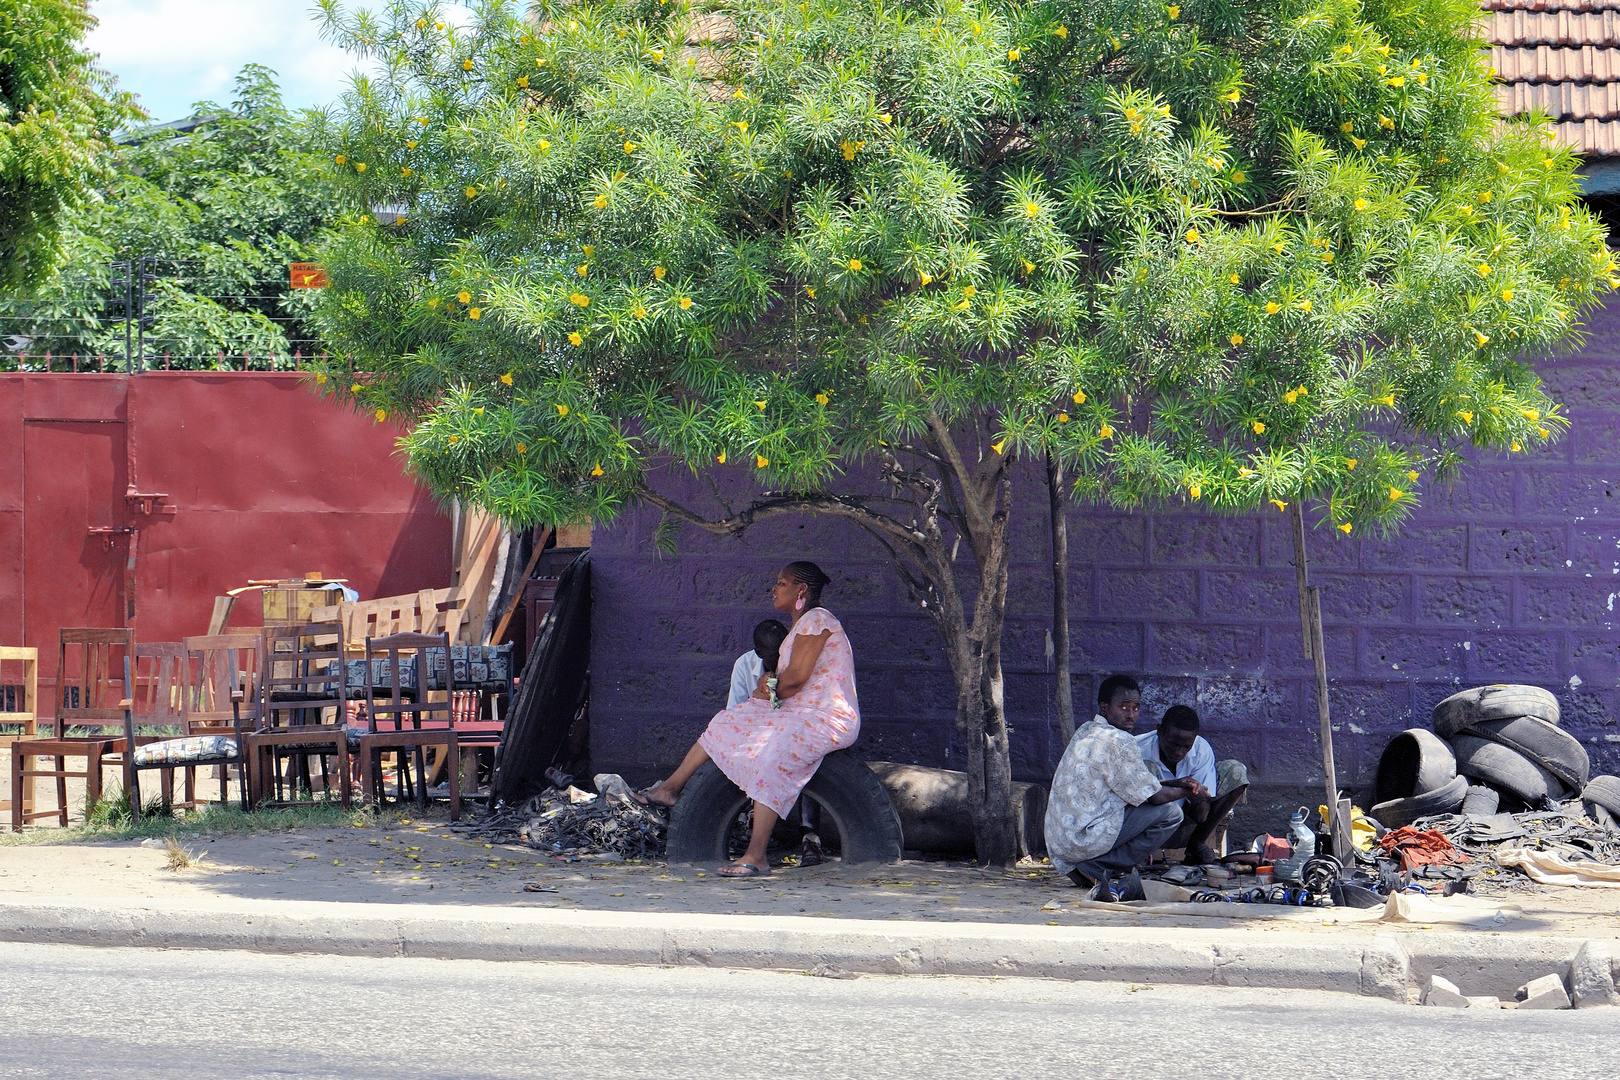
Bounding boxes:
[783,561,832,609]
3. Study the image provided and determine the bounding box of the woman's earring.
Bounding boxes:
[795,596,806,611]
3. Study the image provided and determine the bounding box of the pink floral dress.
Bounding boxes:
[698,606,860,818]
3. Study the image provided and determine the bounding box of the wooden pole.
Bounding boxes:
[487,525,553,647]
[1046,452,1075,745]
[1290,502,1351,863]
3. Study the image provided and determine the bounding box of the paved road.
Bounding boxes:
[0,942,1608,1079]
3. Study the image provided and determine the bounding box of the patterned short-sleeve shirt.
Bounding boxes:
[1044,717,1164,875]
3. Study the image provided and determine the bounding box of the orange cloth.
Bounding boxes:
[1378,826,1466,872]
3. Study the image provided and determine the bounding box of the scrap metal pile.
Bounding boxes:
[460,773,669,860]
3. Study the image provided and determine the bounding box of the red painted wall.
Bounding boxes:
[0,373,451,691]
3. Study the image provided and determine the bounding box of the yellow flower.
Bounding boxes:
[1056,412,1069,423]
[591,464,604,477]
[632,303,647,320]
[816,393,829,405]
[570,293,590,307]
[474,407,484,416]
[465,186,479,199]
[1188,484,1201,500]
[1458,204,1472,216]
[1009,48,1021,61]
[1349,136,1366,150]
[1231,169,1245,182]
[416,18,426,28]
[593,195,609,209]
[919,272,933,287]
[1501,289,1514,302]
[556,404,569,416]
[1342,122,1355,133]
[1099,423,1115,439]
[1167,5,1180,17]
[568,332,583,346]
[1225,89,1241,103]
[315,372,327,384]
[755,455,769,469]
[1265,301,1280,315]
[678,296,693,310]
[1230,333,1243,346]
[654,266,666,281]
[350,383,361,393]
[1229,273,1240,284]
[752,400,768,411]
[375,408,387,422]
[1388,76,1404,87]
[1338,522,1353,534]
[1125,107,1139,121]
[1388,486,1403,501]
[848,258,862,272]
[1238,467,1253,478]
[355,162,367,172]
[1024,200,1040,218]
[1477,263,1491,276]
[1523,409,1540,421]
[500,372,514,386]
[1475,331,1490,346]
[651,49,664,61]
[427,297,440,308]
[1072,389,1087,404]
[1537,426,1550,438]
[878,113,892,124]
[733,89,746,100]
[406,141,418,150]
[624,141,638,153]
[1345,458,1358,470]
[1022,259,1035,276]
[1378,115,1394,130]
[576,264,588,276]
[805,285,816,299]
[457,291,472,304]
[334,154,347,165]
[1284,390,1299,405]
[841,139,858,161]
[1378,392,1396,407]
[1323,252,1335,264]
[1354,198,1368,211]
[1054,25,1068,38]
[539,140,551,150]
[991,439,1007,455]
[1478,190,1492,203]
[1252,420,1265,434]
[400,167,412,177]
[517,76,529,88]
[1270,499,1288,512]
[462,59,474,71]
[1404,470,1419,483]
[731,120,748,132]
[963,284,977,299]
[1298,299,1311,312]
[955,299,971,310]
[1510,440,1521,453]
[1186,228,1201,245]
[716,450,727,464]
[469,308,482,320]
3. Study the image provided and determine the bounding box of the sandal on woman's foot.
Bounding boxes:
[800,831,824,867]
[716,861,770,878]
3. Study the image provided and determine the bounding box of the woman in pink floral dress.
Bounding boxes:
[642,561,859,876]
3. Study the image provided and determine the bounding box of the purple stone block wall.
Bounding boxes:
[591,302,1620,836]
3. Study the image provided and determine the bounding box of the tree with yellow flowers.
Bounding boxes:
[309,0,1611,864]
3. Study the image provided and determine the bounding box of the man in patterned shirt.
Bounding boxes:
[1044,674,1205,899]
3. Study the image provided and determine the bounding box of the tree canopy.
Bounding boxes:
[0,66,355,369]
[311,0,1608,533]
[0,0,138,290]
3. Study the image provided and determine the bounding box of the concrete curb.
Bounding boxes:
[0,895,1609,1003]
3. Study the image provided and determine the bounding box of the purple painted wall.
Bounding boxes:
[591,302,1620,835]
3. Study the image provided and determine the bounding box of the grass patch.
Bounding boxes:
[0,793,434,847]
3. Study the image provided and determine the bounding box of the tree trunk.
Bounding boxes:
[1046,451,1074,746]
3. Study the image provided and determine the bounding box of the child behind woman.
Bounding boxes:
[727,619,788,709]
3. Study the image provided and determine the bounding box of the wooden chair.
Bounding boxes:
[92,642,186,811]
[354,632,459,819]
[246,622,351,807]
[11,629,133,829]
[422,644,514,803]
[170,634,263,809]
[1,647,39,828]
[121,651,253,820]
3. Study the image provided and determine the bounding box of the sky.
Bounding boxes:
[86,1,397,124]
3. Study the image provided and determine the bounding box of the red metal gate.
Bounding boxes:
[0,373,452,702]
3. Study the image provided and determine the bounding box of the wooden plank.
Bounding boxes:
[488,527,552,647]
[206,596,236,635]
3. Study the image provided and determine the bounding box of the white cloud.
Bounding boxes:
[87,0,390,122]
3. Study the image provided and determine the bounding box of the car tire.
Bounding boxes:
[1460,784,1501,817]
[1374,729,1458,804]
[1368,775,1469,829]
[1463,716,1590,793]
[1450,734,1571,804]
[1432,684,1560,738]
[1583,775,1620,818]
[665,750,904,866]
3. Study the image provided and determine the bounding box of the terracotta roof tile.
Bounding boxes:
[1492,44,1620,81]
[1487,10,1620,45]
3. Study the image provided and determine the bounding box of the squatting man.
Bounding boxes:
[1045,675,1250,900]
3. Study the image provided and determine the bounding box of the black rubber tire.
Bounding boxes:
[1464,716,1589,793]
[1368,775,1469,829]
[1583,775,1620,818]
[1374,729,1458,804]
[1450,734,1570,804]
[1432,684,1560,738]
[665,750,904,866]
[1460,784,1501,817]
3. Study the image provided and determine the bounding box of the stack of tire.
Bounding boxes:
[1370,684,1620,828]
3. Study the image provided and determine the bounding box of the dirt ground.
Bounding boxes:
[2,811,1618,939]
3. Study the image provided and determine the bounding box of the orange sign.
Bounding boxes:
[290,263,329,289]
